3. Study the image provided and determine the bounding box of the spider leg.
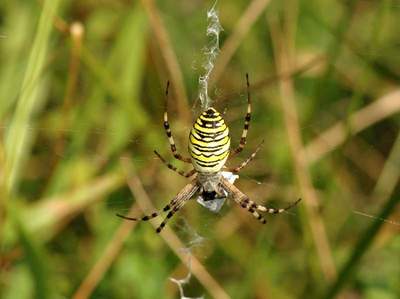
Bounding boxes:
[116,180,199,233]
[220,178,301,223]
[156,200,186,233]
[227,140,264,173]
[116,211,162,222]
[230,73,252,157]
[155,181,199,233]
[154,150,196,178]
[220,177,267,224]
[164,81,191,163]
[258,198,302,214]
[116,201,174,222]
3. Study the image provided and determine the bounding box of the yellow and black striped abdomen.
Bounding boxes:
[188,107,230,173]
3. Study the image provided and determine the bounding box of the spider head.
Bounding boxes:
[205,107,218,115]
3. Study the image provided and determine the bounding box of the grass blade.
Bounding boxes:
[324,132,400,298]
[3,0,61,195]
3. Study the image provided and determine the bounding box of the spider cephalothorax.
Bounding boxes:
[117,74,301,233]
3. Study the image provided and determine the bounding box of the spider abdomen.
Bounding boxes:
[188,107,231,173]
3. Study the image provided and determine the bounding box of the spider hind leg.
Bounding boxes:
[156,202,185,233]
[116,203,173,222]
[117,180,199,233]
[220,177,301,223]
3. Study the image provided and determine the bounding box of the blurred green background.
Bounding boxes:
[1,0,400,298]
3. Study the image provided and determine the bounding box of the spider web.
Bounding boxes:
[352,211,400,228]
[169,249,205,299]
[198,1,222,110]
[166,172,237,298]
[164,216,208,299]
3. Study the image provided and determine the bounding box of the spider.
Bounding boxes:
[117,74,301,233]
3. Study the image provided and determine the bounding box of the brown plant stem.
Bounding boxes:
[270,19,337,281]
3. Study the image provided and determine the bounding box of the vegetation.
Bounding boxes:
[1,0,399,298]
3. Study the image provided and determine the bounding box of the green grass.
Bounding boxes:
[3,0,61,195]
[1,0,400,298]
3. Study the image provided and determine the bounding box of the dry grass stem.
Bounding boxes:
[72,204,141,299]
[372,132,400,197]
[53,22,85,167]
[218,55,324,102]
[63,22,84,110]
[342,138,386,180]
[305,90,400,164]
[29,172,125,242]
[140,0,190,122]
[122,159,231,299]
[211,0,272,85]
[270,19,337,281]
[325,130,400,299]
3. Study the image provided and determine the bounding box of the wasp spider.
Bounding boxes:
[117,74,301,233]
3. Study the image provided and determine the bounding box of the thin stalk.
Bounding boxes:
[324,131,400,299]
[3,0,61,195]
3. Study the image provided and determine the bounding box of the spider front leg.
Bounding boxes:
[227,140,264,173]
[153,150,196,178]
[231,73,252,157]
[164,81,191,163]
